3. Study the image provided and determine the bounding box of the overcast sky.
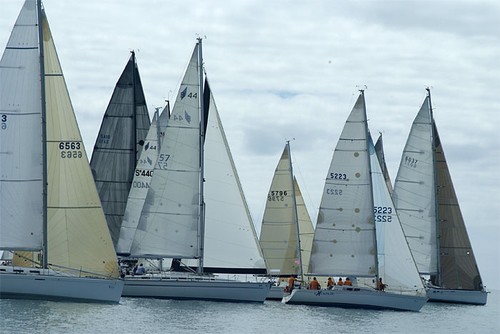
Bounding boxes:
[2,0,499,289]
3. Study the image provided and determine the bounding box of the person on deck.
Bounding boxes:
[309,277,321,290]
[344,277,352,286]
[377,277,386,291]
[287,275,295,293]
[135,263,146,275]
[327,277,335,289]
[337,277,344,286]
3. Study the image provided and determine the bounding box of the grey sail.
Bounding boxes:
[434,126,483,291]
[374,133,393,195]
[90,51,151,246]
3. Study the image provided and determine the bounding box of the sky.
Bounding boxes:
[1,0,499,289]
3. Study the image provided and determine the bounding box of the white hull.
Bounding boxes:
[266,285,285,300]
[427,287,488,305]
[0,266,123,303]
[123,273,271,303]
[282,286,428,312]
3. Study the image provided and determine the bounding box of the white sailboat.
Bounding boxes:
[120,39,270,302]
[0,0,123,303]
[392,88,488,305]
[259,142,314,299]
[90,51,151,247]
[282,91,428,311]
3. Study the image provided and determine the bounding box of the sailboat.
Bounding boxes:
[259,142,314,299]
[90,51,151,247]
[282,91,428,311]
[392,88,488,305]
[0,0,123,302]
[119,39,270,302]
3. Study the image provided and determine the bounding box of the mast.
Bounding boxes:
[197,38,205,274]
[287,141,304,280]
[361,89,379,280]
[37,0,48,269]
[131,50,138,162]
[427,87,441,285]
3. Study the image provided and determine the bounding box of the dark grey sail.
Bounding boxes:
[374,133,393,194]
[90,51,151,246]
[434,126,484,291]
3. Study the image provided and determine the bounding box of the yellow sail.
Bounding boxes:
[42,12,119,278]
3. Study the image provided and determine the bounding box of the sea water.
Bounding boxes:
[0,290,499,334]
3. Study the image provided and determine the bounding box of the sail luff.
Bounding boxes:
[37,0,48,268]
[197,38,205,274]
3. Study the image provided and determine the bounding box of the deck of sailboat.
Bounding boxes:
[282,286,428,312]
[0,266,123,303]
[122,272,271,303]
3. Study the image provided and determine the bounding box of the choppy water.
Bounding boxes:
[1,290,499,334]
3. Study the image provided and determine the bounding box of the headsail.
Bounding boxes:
[90,51,151,246]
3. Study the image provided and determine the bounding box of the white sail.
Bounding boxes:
[259,144,314,277]
[116,106,169,255]
[309,93,376,277]
[0,0,43,251]
[1,0,120,279]
[130,45,201,259]
[370,136,425,294]
[201,84,267,273]
[392,96,437,275]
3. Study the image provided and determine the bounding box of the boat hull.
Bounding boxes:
[0,267,123,303]
[122,274,271,303]
[426,287,488,305]
[266,285,285,300]
[282,286,428,312]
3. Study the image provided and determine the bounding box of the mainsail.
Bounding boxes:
[129,44,201,259]
[309,93,377,277]
[90,51,151,246]
[259,143,314,277]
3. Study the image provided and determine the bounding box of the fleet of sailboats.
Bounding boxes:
[259,142,314,299]
[392,88,488,305]
[0,1,488,310]
[0,0,123,303]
